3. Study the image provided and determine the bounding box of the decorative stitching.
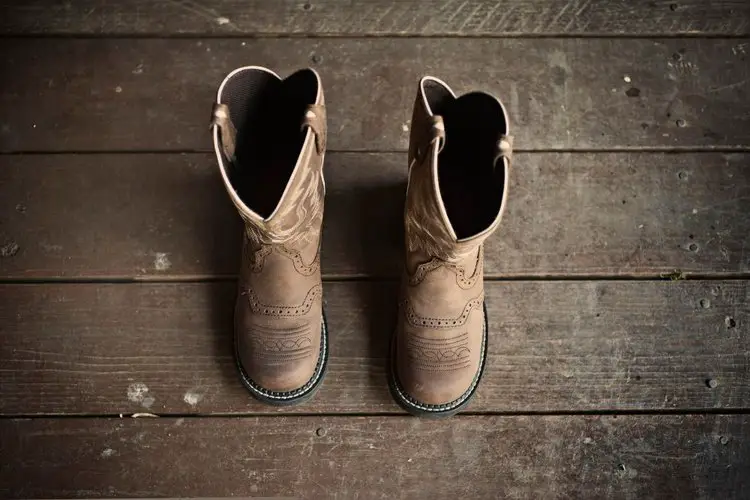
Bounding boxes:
[390,303,488,413]
[406,332,471,372]
[246,240,320,276]
[251,336,313,352]
[409,247,484,289]
[249,350,312,363]
[274,245,320,276]
[234,315,328,402]
[408,346,470,361]
[409,331,468,347]
[241,284,322,317]
[408,259,441,285]
[250,323,310,336]
[402,292,484,329]
[407,348,471,372]
[409,360,472,373]
[247,244,272,273]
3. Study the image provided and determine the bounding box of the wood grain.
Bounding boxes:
[1,153,748,279]
[0,281,747,415]
[1,39,749,152]
[2,0,749,36]
[1,415,748,499]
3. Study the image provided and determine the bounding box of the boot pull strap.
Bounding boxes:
[494,134,513,169]
[211,103,237,162]
[429,115,446,154]
[301,104,327,155]
[414,115,446,166]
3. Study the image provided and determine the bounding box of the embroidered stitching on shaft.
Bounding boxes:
[247,242,320,276]
[409,247,484,289]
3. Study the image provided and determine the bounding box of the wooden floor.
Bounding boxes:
[1,1,749,498]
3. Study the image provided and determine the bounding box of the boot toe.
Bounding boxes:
[395,306,486,410]
[245,355,319,393]
[237,324,322,394]
[396,358,480,407]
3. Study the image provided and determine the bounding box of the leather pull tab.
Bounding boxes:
[301,104,327,154]
[211,103,237,161]
[494,134,513,168]
[415,115,446,165]
[430,115,446,154]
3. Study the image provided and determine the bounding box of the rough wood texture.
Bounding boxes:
[1,39,749,152]
[2,0,750,36]
[1,2,749,498]
[1,152,749,279]
[1,415,748,499]
[0,281,746,415]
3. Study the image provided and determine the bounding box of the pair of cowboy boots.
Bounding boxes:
[211,67,511,417]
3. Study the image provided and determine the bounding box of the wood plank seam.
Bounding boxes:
[2,39,749,151]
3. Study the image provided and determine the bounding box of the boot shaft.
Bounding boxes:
[405,76,512,265]
[211,66,326,249]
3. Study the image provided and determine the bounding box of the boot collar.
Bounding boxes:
[211,66,325,225]
[406,77,512,260]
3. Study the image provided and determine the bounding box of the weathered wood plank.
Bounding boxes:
[1,153,748,279]
[2,0,750,36]
[1,39,749,152]
[0,281,747,415]
[1,415,748,499]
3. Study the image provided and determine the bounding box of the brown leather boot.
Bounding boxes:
[390,76,512,417]
[211,66,328,405]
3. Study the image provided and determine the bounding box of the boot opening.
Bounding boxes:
[421,78,455,115]
[219,68,319,219]
[437,92,507,240]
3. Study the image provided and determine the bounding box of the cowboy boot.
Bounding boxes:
[390,76,512,417]
[211,66,328,405]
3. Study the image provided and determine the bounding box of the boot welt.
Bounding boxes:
[234,311,329,406]
[389,303,488,418]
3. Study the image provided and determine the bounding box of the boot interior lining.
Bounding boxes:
[432,92,507,240]
[220,69,318,219]
[421,79,454,115]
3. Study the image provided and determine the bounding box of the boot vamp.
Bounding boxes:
[236,246,323,392]
[398,263,485,406]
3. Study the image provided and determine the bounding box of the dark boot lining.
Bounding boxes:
[221,69,318,219]
[435,92,507,240]
[422,79,454,114]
